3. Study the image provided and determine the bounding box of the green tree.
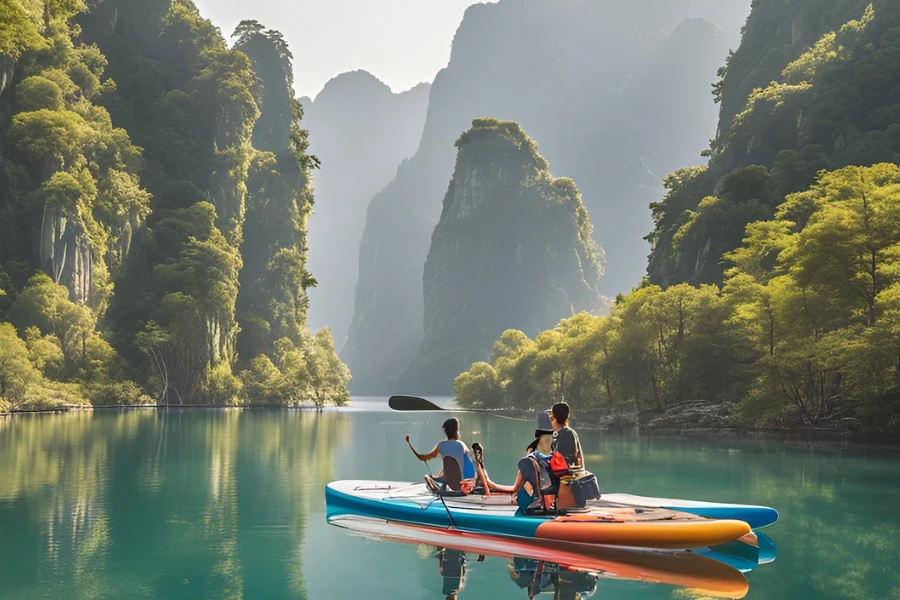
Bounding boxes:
[783,164,900,326]
[0,323,41,411]
[454,362,503,409]
[239,354,285,405]
[306,329,350,411]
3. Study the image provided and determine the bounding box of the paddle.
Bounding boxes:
[404,434,456,528]
[388,395,445,411]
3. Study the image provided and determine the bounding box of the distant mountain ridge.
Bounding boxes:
[342,0,751,394]
[302,70,430,348]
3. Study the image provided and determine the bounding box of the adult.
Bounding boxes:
[493,413,557,508]
[412,417,476,481]
[549,402,583,469]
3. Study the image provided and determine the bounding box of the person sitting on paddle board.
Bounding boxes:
[549,402,584,469]
[412,417,477,486]
[470,442,513,495]
[492,413,559,510]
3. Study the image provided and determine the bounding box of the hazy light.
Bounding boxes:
[193,0,491,99]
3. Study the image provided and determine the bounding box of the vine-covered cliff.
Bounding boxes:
[0,1,348,410]
[399,119,604,394]
[647,0,900,287]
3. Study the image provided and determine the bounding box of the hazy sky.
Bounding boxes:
[193,0,488,100]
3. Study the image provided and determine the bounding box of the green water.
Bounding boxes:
[1,400,899,599]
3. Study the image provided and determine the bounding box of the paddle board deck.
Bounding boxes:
[593,493,778,529]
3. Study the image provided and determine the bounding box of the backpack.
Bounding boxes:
[548,451,570,477]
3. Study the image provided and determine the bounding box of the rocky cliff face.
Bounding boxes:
[713,0,871,139]
[303,72,430,348]
[342,0,748,393]
[646,0,899,288]
[232,24,316,361]
[0,55,13,99]
[399,119,604,394]
[39,209,95,307]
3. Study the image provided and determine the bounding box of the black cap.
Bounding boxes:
[534,411,554,438]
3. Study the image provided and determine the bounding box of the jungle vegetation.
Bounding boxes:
[0,1,349,411]
[456,1,900,431]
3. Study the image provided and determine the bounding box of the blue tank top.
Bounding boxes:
[438,440,476,479]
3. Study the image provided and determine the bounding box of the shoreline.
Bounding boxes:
[0,402,327,415]
[470,408,900,449]
[4,403,900,448]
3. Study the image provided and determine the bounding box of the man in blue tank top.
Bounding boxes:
[412,417,476,480]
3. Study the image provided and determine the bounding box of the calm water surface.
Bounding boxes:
[1,398,899,599]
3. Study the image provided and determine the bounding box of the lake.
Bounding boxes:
[1,398,899,599]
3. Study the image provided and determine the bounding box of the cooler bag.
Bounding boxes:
[570,472,601,506]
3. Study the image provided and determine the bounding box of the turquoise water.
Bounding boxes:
[1,399,899,599]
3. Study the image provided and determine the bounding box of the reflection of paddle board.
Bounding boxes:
[694,531,778,573]
[328,514,749,599]
[326,481,753,550]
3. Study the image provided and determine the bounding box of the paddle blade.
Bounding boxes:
[388,395,444,411]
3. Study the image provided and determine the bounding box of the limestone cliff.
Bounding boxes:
[39,208,95,307]
[342,0,748,393]
[646,0,900,288]
[233,22,316,361]
[0,55,13,99]
[303,72,430,348]
[713,0,871,140]
[0,1,346,407]
[399,119,604,394]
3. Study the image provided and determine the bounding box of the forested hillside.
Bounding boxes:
[647,0,899,286]
[456,0,900,431]
[0,0,348,411]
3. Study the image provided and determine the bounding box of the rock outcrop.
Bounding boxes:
[39,210,95,307]
[399,119,604,394]
[303,72,430,347]
[342,0,748,393]
[645,0,898,288]
[0,55,14,99]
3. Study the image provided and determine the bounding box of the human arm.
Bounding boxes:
[574,431,584,468]
[413,443,440,462]
[489,472,525,495]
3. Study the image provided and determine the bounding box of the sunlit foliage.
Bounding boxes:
[461,165,900,430]
[0,4,347,409]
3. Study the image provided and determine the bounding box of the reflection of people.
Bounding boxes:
[438,547,467,598]
[507,559,597,599]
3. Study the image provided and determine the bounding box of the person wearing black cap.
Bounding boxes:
[490,412,556,500]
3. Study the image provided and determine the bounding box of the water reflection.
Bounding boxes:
[507,559,598,599]
[0,409,348,600]
[327,514,770,599]
[1,406,899,599]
